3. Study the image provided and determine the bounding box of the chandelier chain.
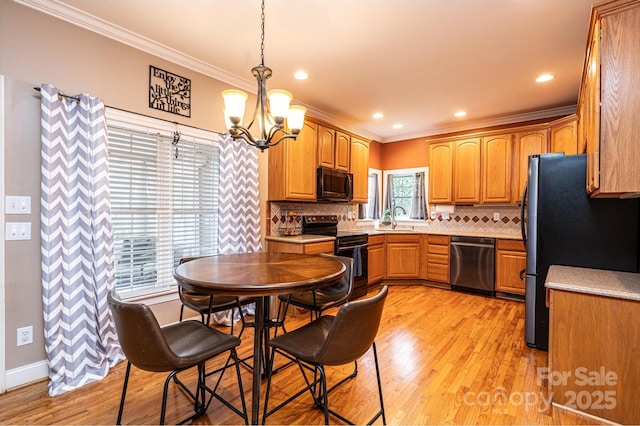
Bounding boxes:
[260,0,265,66]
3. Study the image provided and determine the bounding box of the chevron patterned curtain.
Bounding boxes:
[40,84,124,396]
[218,135,262,254]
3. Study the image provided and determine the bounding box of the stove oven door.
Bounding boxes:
[335,242,368,300]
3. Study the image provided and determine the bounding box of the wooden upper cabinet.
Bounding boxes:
[550,115,578,156]
[513,129,548,203]
[268,121,317,201]
[317,126,350,172]
[584,18,601,193]
[335,131,351,172]
[428,142,453,204]
[317,125,336,169]
[350,137,369,203]
[481,134,512,203]
[454,138,481,204]
[582,2,640,197]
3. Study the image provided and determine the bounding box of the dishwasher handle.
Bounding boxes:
[451,241,495,249]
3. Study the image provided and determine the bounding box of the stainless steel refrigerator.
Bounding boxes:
[521,154,639,350]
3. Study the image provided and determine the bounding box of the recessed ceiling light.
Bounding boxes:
[454,111,467,118]
[372,112,384,119]
[536,73,554,83]
[294,70,309,80]
[392,123,403,129]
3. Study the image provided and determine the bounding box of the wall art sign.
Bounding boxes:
[149,65,191,117]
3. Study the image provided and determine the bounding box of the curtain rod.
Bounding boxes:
[33,86,80,103]
[33,88,227,138]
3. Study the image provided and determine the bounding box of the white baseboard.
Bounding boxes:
[5,360,48,390]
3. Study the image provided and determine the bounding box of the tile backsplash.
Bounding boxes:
[269,203,358,236]
[424,205,521,235]
[269,202,521,236]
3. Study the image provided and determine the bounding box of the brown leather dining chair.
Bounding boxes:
[262,286,388,425]
[276,254,354,325]
[108,291,248,425]
[178,256,253,336]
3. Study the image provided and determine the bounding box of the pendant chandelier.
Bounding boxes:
[222,0,306,151]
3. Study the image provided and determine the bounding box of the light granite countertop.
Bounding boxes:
[265,234,335,244]
[364,229,522,240]
[266,230,522,243]
[545,265,640,302]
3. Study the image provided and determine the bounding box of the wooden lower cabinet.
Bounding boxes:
[495,239,526,295]
[266,240,334,255]
[385,234,421,279]
[368,234,386,285]
[549,288,640,424]
[426,235,449,283]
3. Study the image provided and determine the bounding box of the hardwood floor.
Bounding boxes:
[0,285,599,425]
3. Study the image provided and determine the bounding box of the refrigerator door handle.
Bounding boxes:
[520,184,528,245]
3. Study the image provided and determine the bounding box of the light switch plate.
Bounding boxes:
[5,196,31,214]
[6,222,31,240]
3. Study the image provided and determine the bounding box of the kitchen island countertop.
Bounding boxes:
[545,264,640,302]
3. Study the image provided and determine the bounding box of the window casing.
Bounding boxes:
[382,167,429,221]
[106,109,220,298]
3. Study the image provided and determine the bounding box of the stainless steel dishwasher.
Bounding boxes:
[450,236,495,296]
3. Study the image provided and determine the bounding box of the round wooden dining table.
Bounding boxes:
[173,252,345,424]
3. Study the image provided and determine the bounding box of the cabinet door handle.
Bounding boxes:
[519,269,526,281]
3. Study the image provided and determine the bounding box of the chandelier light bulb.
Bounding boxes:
[221,89,248,126]
[267,89,293,123]
[287,106,307,133]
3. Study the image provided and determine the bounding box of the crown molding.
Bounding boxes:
[14,0,256,92]
[14,0,576,144]
[14,0,382,141]
[381,104,577,143]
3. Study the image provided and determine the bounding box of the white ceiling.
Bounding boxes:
[23,0,595,142]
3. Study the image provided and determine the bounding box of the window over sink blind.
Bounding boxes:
[106,109,220,298]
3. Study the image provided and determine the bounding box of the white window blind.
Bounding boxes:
[106,110,220,298]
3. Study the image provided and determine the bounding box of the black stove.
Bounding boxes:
[302,215,368,238]
[302,215,369,300]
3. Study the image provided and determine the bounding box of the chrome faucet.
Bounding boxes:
[391,205,407,230]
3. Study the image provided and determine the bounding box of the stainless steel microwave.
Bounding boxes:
[317,167,353,202]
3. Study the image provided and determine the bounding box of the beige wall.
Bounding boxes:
[0,1,264,372]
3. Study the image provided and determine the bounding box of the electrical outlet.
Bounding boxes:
[17,326,33,346]
[493,212,500,221]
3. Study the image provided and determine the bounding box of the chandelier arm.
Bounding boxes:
[266,124,284,141]
[230,126,258,147]
[269,133,298,148]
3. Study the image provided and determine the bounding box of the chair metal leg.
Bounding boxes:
[116,361,132,425]
[371,342,387,425]
[202,350,248,423]
[263,349,383,425]
[160,370,174,425]
[318,366,329,425]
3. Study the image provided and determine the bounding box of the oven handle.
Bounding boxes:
[336,243,368,252]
